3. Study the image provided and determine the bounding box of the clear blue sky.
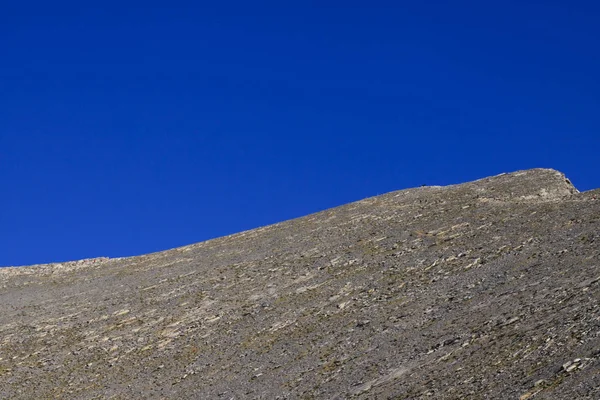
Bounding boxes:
[1,1,599,266]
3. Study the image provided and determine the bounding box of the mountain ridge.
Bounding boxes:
[1,168,599,399]
[0,168,580,270]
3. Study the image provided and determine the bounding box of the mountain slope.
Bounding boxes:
[1,168,599,399]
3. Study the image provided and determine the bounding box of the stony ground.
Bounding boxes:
[1,168,599,399]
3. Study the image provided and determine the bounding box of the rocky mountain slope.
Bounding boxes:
[1,168,599,399]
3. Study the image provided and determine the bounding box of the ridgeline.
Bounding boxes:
[1,169,599,399]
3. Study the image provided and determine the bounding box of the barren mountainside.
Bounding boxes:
[1,168,599,399]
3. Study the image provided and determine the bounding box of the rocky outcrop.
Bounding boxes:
[1,168,598,399]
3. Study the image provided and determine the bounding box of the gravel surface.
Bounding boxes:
[1,168,599,399]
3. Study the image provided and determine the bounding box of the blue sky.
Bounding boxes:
[1,1,599,266]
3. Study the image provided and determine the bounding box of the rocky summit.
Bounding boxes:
[1,168,599,399]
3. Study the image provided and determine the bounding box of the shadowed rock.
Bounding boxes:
[1,168,599,399]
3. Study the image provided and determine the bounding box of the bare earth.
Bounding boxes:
[1,168,599,399]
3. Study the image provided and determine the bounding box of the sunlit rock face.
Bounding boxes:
[1,168,599,399]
